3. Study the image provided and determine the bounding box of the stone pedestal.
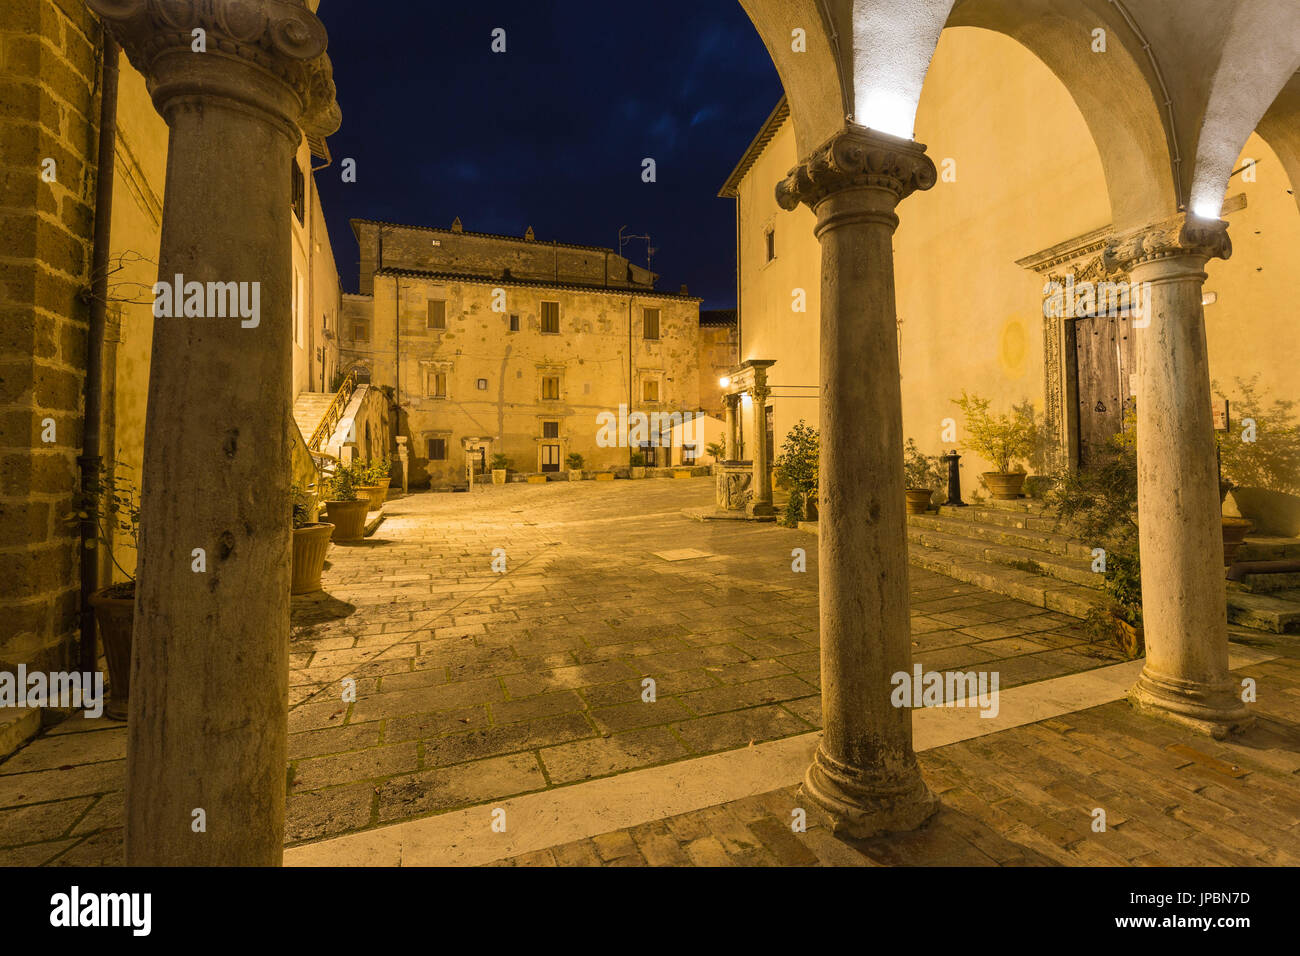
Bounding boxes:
[777,126,939,837]
[91,0,340,865]
[716,461,753,511]
[1105,214,1251,738]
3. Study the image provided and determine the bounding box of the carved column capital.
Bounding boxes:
[749,384,770,404]
[88,0,341,137]
[775,126,937,212]
[1103,212,1232,273]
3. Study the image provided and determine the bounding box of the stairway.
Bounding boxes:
[902,499,1300,634]
[293,391,336,448]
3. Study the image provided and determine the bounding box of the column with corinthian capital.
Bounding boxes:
[747,380,774,517]
[776,126,938,836]
[88,0,341,864]
[1103,213,1251,738]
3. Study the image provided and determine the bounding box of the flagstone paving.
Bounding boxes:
[1,477,1137,865]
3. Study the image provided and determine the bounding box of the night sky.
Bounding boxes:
[314,1,784,310]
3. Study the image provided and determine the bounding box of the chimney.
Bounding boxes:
[451,216,464,233]
[679,284,689,295]
[524,226,535,241]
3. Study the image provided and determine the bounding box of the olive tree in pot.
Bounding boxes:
[1048,426,1144,658]
[69,464,139,720]
[953,392,1038,499]
[291,482,334,594]
[490,453,511,485]
[774,420,819,527]
[566,452,584,480]
[629,451,647,479]
[358,457,392,512]
[322,462,370,542]
[903,438,946,515]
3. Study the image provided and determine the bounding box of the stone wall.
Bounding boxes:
[0,0,101,678]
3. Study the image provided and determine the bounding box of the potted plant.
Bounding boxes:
[490,453,511,484]
[629,451,647,479]
[322,462,369,542]
[774,420,820,527]
[1048,426,1143,658]
[291,482,334,595]
[903,438,944,515]
[357,457,392,512]
[72,464,139,720]
[953,392,1038,499]
[566,452,584,480]
[1214,376,1300,543]
[706,440,726,465]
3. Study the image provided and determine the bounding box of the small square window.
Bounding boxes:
[542,375,560,400]
[427,300,446,330]
[352,321,369,342]
[427,438,447,461]
[477,378,488,390]
[542,421,559,438]
[541,301,560,334]
[509,314,520,332]
[643,308,660,340]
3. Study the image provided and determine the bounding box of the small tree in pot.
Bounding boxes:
[774,420,819,527]
[566,452,584,480]
[953,392,1038,499]
[291,482,334,594]
[321,462,369,542]
[490,453,511,485]
[903,438,945,514]
[629,451,647,479]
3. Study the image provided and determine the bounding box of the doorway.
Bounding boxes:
[1071,312,1136,469]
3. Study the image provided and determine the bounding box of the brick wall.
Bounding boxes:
[0,0,101,677]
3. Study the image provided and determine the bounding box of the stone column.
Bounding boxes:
[776,127,938,836]
[747,383,774,517]
[723,393,738,460]
[1104,214,1251,738]
[90,0,340,865]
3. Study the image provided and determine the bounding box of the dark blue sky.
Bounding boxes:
[314,1,783,310]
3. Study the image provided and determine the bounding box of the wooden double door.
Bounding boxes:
[1072,312,1137,470]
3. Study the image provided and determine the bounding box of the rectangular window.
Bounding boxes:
[291,160,305,225]
[682,444,697,465]
[428,371,447,398]
[427,300,446,330]
[643,308,660,340]
[642,379,659,402]
[541,301,560,334]
[541,375,560,400]
[352,321,369,343]
[509,313,520,332]
[427,438,447,461]
[292,266,304,347]
[476,377,488,390]
[542,421,559,438]
[765,227,775,262]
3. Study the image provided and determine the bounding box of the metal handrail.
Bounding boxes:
[308,369,358,452]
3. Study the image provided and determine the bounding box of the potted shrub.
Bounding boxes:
[322,462,369,542]
[291,482,334,595]
[774,420,820,527]
[1215,375,1300,541]
[566,452,584,480]
[1048,426,1143,658]
[629,451,647,479]
[358,457,392,512]
[490,453,510,485]
[903,438,945,515]
[72,465,139,721]
[953,392,1037,499]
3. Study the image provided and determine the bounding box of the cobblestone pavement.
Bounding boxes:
[492,656,1300,867]
[1,477,1133,865]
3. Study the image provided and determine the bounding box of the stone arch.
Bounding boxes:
[944,0,1179,229]
[1257,73,1300,217]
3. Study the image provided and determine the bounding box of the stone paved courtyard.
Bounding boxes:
[5,476,1293,866]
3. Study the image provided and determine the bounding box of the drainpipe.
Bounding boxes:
[628,294,634,465]
[78,34,119,677]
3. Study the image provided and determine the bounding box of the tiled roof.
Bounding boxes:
[717,97,789,199]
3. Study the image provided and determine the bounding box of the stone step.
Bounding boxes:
[1225,590,1300,634]
[907,542,1101,618]
[1238,536,1300,562]
[1230,570,1300,593]
[908,512,1093,559]
[935,503,1063,533]
[907,525,1100,588]
[0,708,41,760]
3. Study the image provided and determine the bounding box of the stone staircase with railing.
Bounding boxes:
[902,498,1300,634]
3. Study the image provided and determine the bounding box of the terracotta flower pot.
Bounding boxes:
[630,466,646,479]
[358,483,387,512]
[292,522,334,594]
[89,585,134,720]
[568,470,584,481]
[323,499,369,542]
[905,488,934,515]
[492,469,507,485]
[983,471,1028,499]
[1221,516,1254,567]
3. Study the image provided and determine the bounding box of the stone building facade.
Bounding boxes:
[339,221,703,487]
[697,309,738,419]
